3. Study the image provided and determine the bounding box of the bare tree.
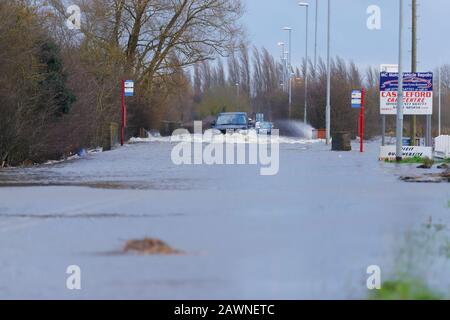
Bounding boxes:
[227,52,240,87]
[201,60,212,92]
[48,0,244,87]
[215,58,226,87]
[239,43,251,95]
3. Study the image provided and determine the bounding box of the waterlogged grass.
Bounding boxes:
[369,222,450,300]
[428,223,446,232]
[370,278,443,300]
[385,157,449,165]
[385,156,435,168]
[385,156,425,164]
[439,239,450,259]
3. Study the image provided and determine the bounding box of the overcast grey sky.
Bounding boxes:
[243,0,449,72]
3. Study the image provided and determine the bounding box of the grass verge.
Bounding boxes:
[369,222,449,300]
[370,278,443,300]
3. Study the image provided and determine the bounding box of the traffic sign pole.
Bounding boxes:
[121,80,134,146]
[360,87,365,153]
[351,88,365,153]
[121,80,125,146]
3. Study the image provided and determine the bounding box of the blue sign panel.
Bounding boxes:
[124,80,134,97]
[351,90,362,108]
[380,72,433,92]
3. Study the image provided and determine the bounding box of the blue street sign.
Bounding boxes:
[352,90,362,108]
[124,80,134,97]
[380,72,433,92]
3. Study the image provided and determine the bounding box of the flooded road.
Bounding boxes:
[0,139,449,299]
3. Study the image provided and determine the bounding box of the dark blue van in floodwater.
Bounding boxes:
[211,112,250,134]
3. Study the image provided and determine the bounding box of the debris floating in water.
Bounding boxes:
[124,238,183,255]
[400,169,450,183]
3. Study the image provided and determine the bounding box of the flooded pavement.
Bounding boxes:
[0,139,449,299]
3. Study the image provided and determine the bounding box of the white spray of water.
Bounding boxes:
[130,132,317,145]
[129,121,319,145]
[275,120,315,140]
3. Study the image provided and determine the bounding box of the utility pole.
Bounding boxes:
[439,66,442,136]
[396,0,405,161]
[412,0,432,147]
[325,0,331,144]
[410,0,417,146]
[314,0,318,69]
[304,6,309,124]
[288,29,293,118]
[299,2,309,124]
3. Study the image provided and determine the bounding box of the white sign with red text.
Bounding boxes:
[380,72,433,115]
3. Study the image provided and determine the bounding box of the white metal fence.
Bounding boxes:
[435,135,450,159]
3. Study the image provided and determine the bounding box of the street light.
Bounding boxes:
[314,0,319,69]
[285,51,290,94]
[283,27,293,118]
[299,2,309,124]
[396,0,405,161]
[439,65,442,136]
[235,83,240,107]
[325,0,331,144]
[277,42,286,90]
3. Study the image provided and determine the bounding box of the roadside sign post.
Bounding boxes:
[352,89,365,153]
[121,80,134,146]
[380,72,433,115]
[378,70,433,160]
[380,64,399,146]
[121,80,125,146]
[360,88,365,153]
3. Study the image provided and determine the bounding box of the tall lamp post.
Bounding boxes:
[396,0,405,161]
[325,0,331,144]
[235,83,240,107]
[299,2,309,124]
[284,50,289,92]
[314,0,318,69]
[439,65,442,136]
[283,27,293,118]
[278,42,286,90]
